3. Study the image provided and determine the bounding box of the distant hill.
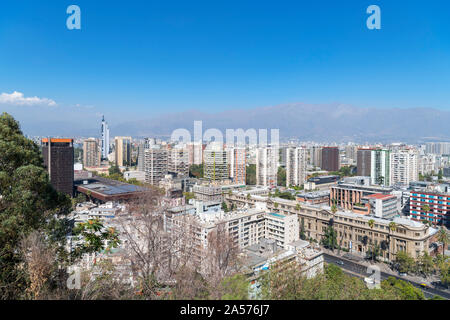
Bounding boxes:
[111,103,450,143]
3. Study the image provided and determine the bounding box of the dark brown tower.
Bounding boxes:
[42,138,74,196]
[321,147,339,172]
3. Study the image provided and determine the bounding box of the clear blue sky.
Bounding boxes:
[1,0,450,124]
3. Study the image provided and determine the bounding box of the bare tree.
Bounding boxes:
[117,190,195,299]
[20,231,58,300]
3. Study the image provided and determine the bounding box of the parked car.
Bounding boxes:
[335,260,344,266]
[419,283,428,288]
[399,272,407,277]
[364,277,375,284]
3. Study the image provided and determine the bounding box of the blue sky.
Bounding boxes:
[1,0,450,131]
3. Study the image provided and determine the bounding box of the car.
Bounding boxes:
[399,272,407,277]
[419,283,428,288]
[335,260,344,266]
[364,277,375,284]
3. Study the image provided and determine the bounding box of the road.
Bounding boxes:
[323,253,450,299]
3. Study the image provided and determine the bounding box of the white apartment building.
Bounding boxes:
[256,147,278,187]
[144,147,168,185]
[227,147,246,184]
[390,149,419,186]
[371,149,391,186]
[286,147,307,188]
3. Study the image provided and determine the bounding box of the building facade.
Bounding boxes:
[286,147,307,188]
[256,147,278,187]
[371,149,391,186]
[321,147,339,172]
[114,136,132,167]
[83,138,101,167]
[144,148,168,185]
[42,138,74,196]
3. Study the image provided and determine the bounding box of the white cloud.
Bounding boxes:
[0,91,57,107]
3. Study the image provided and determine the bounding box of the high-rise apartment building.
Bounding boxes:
[390,149,419,186]
[309,146,322,168]
[101,116,110,160]
[227,147,246,184]
[321,147,339,172]
[204,143,228,181]
[286,147,307,187]
[168,147,189,177]
[357,148,373,177]
[83,138,101,167]
[42,138,74,196]
[144,148,168,185]
[256,147,278,187]
[137,138,156,171]
[114,136,132,167]
[371,149,391,186]
[187,141,203,165]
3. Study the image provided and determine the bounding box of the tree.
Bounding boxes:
[222,201,229,212]
[245,164,256,185]
[368,219,375,261]
[418,252,434,277]
[321,224,338,251]
[331,204,337,214]
[0,112,72,299]
[108,165,122,176]
[437,228,449,260]
[300,217,306,240]
[395,251,415,274]
[189,164,203,178]
[277,167,286,187]
[388,222,397,262]
[71,218,121,259]
[421,204,430,221]
[219,274,249,300]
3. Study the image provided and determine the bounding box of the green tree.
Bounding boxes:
[277,167,286,187]
[0,112,72,299]
[368,219,375,261]
[71,218,121,259]
[437,228,449,260]
[321,224,338,251]
[108,165,122,176]
[189,164,203,178]
[388,222,397,261]
[219,274,249,300]
[221,202,229,212]
[245,164,256,185]
[418,252,434,277]
[395,251,415,274]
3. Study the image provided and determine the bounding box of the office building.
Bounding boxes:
[83,138,101,167]
[100,116,110,160]
[187,141,203,165]
[286,147,307,187]
[321,147,339,172]
[42,138,74,196]
[114,136,132,167]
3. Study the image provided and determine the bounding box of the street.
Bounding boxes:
[323,253,450,300]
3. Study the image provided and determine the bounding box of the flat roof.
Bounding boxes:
[365,193,396,200]
[75,176,147,200]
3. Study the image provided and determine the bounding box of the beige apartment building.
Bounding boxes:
[225,192,438,261]
[83,138,101,167]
